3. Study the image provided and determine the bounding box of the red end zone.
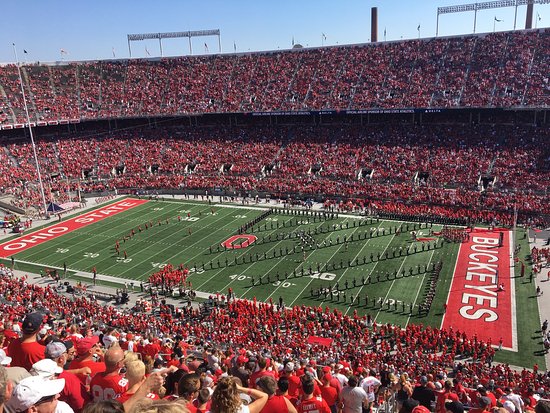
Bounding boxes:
[0,199,148,258]
[442,229,517,350]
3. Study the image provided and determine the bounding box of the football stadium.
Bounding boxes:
[0,2,549,413]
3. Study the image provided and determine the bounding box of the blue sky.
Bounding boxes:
[1,0,549,63]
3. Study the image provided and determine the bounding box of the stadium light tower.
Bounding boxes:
[12,43,49,219]
[436,0,550,36]
[127,29,221,57]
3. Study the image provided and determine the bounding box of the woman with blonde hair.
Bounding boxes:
[210,376,268,413]
[395,373,413,408]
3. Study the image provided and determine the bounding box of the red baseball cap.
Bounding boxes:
[76,336,99,355]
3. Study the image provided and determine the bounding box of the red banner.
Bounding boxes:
[0,199,148,258]
[442,229,516,351]
[307,336,333,347]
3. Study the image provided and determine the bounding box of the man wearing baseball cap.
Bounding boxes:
[7,313,45,371]
[230,355,250,388]
[7,376,65,413]
[45,341,90,412]
[68,336,106,386]
[283,362,301,399]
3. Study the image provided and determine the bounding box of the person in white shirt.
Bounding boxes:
[334,364,349,388]
[359,369,381,408]
[339,376,368,413]
[502,387,524,413]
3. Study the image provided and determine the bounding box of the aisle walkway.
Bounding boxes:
[529,228,550,369]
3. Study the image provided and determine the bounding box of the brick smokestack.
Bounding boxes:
[371,7,378,42]
[525,2,534,29]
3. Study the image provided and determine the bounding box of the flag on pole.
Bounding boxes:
[204,43,208,52]
[60,49,68,55]
[145,46,150,56]
[23,50,28,54]
[112,47,116,58]
[322,33,327,40]
[417,24,421,31]
[384,27,386,38]
[292,36,294,46]
[494,16,502,22]
[233,41,236,52]
[537,12,541,21]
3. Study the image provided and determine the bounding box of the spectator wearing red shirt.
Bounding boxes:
[256,375,297,413]
[437,382,460,413]
[320,373,338,413]
[143,336,161,360]
[249,357,276,389]
[7,313,45,371]
[89,344,128,402]
[296,376,331,413]
[44,341,90,412]
[69,336,106,386]
[230,355,251,388]
[283,362,301,398]
[469,396,493,413]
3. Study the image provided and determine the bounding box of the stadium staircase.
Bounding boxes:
[20,67,40,122]
[238,56,261,112]
[75,66,82,112]
[52,142,66,178]
[428,40,451,107]
[221,55,238,106]
[0,84,17,124]
[0,197,26,215]
[400,44,422,107]
[285,55,304,107]
[376,57,394,107]
[3,146,20,168]
[325,56,347,106]
[520,32,541,106]
[47,66,59,110]
[302,67,318,109]
[489,35,511,106]
[347,67,365,109]
[457,37,478,106]
[120,62,138,115]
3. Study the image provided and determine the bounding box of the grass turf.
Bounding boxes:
[5,198,545,368]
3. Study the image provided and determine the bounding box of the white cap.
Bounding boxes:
[30,359,63,378]
[0,348,12,366]
[7,376,65,412]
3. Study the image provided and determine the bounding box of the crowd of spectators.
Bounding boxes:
[0,267,550,413]
[0,29,548,126]
[0,122,547,226]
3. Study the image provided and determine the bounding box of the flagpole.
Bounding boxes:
[513,0,518,30]
[12,43,49,219]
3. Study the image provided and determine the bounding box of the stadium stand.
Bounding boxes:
[0,30,548,125]
[0,267,549,413]
[0,122,548,226]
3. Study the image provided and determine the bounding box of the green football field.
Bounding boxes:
[2,197,545,368]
